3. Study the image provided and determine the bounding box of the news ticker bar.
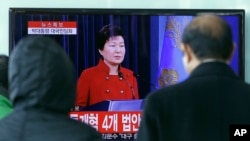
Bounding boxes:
[69,112,250,140]
[70,111,142,133]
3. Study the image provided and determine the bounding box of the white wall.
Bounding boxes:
[0,0,249,83]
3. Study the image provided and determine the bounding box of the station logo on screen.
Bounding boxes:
[28,21,77,35]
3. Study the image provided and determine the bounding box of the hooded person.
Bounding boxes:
[0,36,102,141]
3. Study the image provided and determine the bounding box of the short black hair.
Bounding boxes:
[96,24,125,50]
[182,15,233,60]
[0,54,9,90]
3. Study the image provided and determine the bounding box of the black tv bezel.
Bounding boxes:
[8,8,245,81]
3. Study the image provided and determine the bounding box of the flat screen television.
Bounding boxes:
[9,8,245,141]
[9,8,245,99]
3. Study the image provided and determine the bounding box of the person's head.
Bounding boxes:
[96,24,126,66]
[181,14,234,74]
[0,55,9,95]
[9,36,76,113]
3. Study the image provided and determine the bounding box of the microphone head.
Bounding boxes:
[118,72,123,78]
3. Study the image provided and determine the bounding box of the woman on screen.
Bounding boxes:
[75,24,139,109]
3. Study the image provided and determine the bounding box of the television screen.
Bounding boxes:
[9,8,245,140]
[9,8,245,99]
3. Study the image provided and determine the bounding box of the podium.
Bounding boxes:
[80,99,145,111]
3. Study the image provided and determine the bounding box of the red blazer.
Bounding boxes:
[76,59,139,107]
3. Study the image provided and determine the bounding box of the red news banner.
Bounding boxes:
[28,21,77,35]
[70,111,142,133]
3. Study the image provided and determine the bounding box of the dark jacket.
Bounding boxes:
[137,62,250,141]
[0,36,102,141]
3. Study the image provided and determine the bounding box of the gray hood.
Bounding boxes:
[9,36,76,113]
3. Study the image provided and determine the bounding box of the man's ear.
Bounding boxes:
[182,43,193,63]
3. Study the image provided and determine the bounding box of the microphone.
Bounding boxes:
[118,71,135,99]
[118,72,123,78]
[133,73,158,90]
